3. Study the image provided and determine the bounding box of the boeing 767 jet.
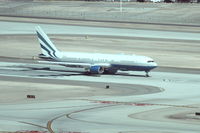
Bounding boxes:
[36,26,157,77]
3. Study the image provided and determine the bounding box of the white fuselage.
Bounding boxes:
[56,52,157,72]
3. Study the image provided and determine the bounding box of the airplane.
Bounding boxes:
[35,26,157,77]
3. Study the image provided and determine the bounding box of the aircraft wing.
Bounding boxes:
[38,61,111,68]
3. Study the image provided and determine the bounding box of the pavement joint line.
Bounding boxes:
[18,121,47,129]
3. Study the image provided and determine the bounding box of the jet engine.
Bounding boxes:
[89,66,104,74]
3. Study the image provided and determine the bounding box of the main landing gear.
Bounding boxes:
[145,71,150,77]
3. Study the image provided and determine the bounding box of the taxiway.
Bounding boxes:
[0,18,200,133]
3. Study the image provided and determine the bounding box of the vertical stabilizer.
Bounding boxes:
[36,26,59,59]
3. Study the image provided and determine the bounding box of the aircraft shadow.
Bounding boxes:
[110,72,146,77]
[18,66,147,77]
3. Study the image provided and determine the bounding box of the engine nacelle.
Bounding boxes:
[89,66,104,74]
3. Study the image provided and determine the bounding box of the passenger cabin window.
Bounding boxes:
[147,60,154,63]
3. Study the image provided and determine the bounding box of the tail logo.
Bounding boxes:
[36,26,59,59]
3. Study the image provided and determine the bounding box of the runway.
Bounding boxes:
[1,21,200,41]
[0,18,200,133]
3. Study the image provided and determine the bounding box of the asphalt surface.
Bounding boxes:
[1,21,200,40]
[0,61,162,97]
[0,18,200,133]
[0,60,200,133]
[0,20,200,68]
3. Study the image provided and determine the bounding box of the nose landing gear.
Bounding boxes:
[145,71,150,77]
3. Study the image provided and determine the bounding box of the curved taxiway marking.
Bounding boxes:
[47,104,117,133]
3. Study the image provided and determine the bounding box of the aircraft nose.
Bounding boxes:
[152,62,158,68]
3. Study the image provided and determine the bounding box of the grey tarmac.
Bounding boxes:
[0,16,200,133]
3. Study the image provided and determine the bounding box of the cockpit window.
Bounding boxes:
[147,60,154,63]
